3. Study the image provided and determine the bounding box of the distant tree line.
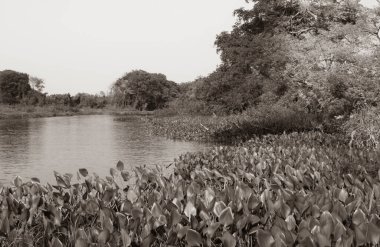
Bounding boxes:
[0,70,108,109]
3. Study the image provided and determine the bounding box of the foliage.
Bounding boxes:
[172,0,380,119]
[0,70,31,104]
[29,76,45,93]
[45,94,74,106]
[1,133,380,246]
[111,70,179,111]
[343,105,380,149]
[72,93,108,109]
[146,104,318,143]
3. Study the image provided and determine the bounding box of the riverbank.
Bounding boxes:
[142,108,319,143]
[0,104,154,119]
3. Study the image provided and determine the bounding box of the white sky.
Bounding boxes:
[0,0,378,94]
[0,0,249,94]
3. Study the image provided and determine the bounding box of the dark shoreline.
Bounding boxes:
[0,104,154,120]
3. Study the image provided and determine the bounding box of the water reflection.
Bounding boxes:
[0,119,33,180]
[0,115,208,184]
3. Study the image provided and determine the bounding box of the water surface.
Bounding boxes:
[0,115,208,184]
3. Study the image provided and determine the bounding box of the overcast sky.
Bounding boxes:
[0,0,378,95]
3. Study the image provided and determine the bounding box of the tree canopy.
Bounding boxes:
[0,70,31,104]
[187,0,380,117]
[111,70,179,110]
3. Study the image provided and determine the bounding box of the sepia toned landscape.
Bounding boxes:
[1,0,380,246]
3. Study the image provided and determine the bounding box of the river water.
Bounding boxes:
[0,115,208,185]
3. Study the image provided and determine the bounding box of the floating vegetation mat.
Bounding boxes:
[1,132,380,246]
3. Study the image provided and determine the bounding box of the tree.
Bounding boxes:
[191,0,380,118]
[29,76,45,93]
[111,70,179,110]
[0,70,31,104]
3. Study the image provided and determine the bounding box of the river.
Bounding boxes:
[0,115,208,185]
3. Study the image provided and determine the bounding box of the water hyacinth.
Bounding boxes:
[0,132,380,246]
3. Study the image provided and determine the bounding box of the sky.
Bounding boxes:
[0,0,250,94]
[0,0,378,95]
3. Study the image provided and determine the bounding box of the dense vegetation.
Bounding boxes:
[1,133,380,246]
[110,70,179,111]
[171,0,380,116]
[0,70,109,114]
[1,0,380,246]
[0,70,31,104]
[146,0,380,147]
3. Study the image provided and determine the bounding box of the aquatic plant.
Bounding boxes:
[0,132,380,246]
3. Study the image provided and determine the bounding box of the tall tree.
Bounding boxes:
[194,0,380,116]
[0,70,31,104]
[111,70,179,110]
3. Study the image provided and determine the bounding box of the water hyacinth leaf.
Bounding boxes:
[110,168,118,178]
[333,219,346,241]
[320,211,334,237]
[14,176,23,187]
[205,222,220,238]
[352,208,366,225]
[55,175,69,188]
[75,239,88,247]
[285,215,296,231]
[103,216,114,233]
[121,229,131,247]
[105,176,113,184]
[98,229,110,244]
[85,200,99,215]
[151,202,163,218]
[221,231,236,247]
[184,201,197,219]
[51,237,64,247]
[316,233,330,247]
[205,187,215,209]
[154,214,167,229]
[117,161,125,171]
[249,215,261,226]
[0,216,10,235]
[219,207,234,226]
[355,223,366,246]
[248,195,260,211]
[116,212,127,228]
[131,207,143,219]
[368,222,380,245]
[213,201,227,217]
[257,229,275,247]
[121,171,129,181]
[177,224,189,239]
[170,208,182,226]
[236,216,248,232]
[127,190,138,203]
[279,201,291,219]
[186,229,202,247]
[76,228,88,240]
[338,188,348,203]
